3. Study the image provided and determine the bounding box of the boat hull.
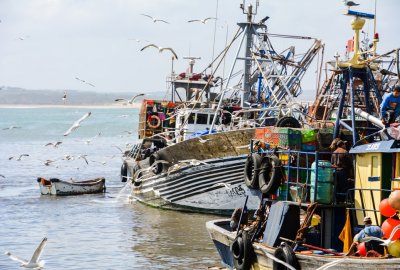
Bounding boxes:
[206,219,400,270]
[37,177,106,196]
[130,156,261,215]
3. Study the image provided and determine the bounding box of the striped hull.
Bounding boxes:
[131,155,260,215]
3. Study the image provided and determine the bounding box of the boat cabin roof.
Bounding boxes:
[350,139,400,153]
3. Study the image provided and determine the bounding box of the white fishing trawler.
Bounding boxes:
[121,1,324,215]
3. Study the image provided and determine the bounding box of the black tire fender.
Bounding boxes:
[244,153,262,189]
[259,155,283,195]
[231,231,255,270]
[276,116,301,128]
[121,161,128,182]
[149,154,164,174]
[273,242,300,270]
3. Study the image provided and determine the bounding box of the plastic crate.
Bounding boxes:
[302,129,317,143]
[301,141,317,152]
[279,128,301,149]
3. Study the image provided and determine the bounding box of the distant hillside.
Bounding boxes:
[0,87,167,105]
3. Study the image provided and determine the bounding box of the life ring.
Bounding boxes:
[272,242,299,270]
[147,115,161,129]
[149,154,164,174]
[231,231,255,270]
[244,153,262,189]
[275,116,301,128]
[120,161,128,182]
[259,155,282,195]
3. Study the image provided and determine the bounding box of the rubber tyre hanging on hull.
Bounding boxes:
[120,161,128,182]
[276,116,301,128]
[273,242,300,270]
[149,154,164,174]
[244,153,262,189]
[231,231,255,270]
[259,155,282,196]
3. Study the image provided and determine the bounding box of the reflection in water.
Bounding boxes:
[131,203,221,269]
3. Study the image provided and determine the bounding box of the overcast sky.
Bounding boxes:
[0,0,399,97]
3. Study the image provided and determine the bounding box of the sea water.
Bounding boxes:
[0,107,220,269]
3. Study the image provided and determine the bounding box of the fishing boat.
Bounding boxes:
[37,177,106,196]
[121,2,323,215]
[206,7,400,270]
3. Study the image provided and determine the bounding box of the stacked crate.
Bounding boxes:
[279,128,302,150]
[301,129,318,152]
[255,127,280,148]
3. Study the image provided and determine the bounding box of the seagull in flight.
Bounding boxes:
[4,237,47,269]
[211,182,232,189]
[62,91,67,104]
[361,224,400,246]
[188,17,216,24]
[45,141,62,148]
[198,137,211,143]
[140,44,178,60]
[178,159,208,166]
[63,112,91,136]
[3,126,21,130]
[115,93,145,104]
[140,14,169,24]
[75,77,95,87]
[343,0,359,8]
[9,154,29,161]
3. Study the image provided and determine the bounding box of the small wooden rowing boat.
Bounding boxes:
[37,177,106,196]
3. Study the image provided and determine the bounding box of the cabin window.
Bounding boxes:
[209,114,215,125]
[196,113,208,125]
[188,113,195,124]
[371,155,379,176]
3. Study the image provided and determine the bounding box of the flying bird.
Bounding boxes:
[45,141,62,148]
[75,77,95,87]
[63,112,91,136]
[3,126,21,130]
[188,17,216,24]
[77,155,89,165]
[140,14,169,24]
[9,154,29,161]
[211,182,232,189]
[361,224,400,246]
[4,237,47,269]
[43,159,56,166]
[0,174,5,178]
[140,44,178,60]
[198,137,211,143]
[178,159,208,166]
[343,0,359,7]
[115,93,145,104]
[62,91,67,104]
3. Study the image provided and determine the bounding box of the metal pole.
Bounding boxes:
[349,68,359,144]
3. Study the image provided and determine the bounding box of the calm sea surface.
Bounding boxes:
[0,107,220,269]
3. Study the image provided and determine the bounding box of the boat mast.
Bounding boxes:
[240,0,259,108]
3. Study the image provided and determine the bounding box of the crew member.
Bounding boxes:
[380,84,400,127]
[354,216,384,255]
[331,140,353,202]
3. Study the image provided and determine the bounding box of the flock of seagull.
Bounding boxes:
[136,14,217,60]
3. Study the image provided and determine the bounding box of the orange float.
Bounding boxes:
[379,198,397,217]
[357,242,367,256]
[389,190,400,210]
[381,218,400,239]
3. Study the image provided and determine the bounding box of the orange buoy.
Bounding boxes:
[379,198,397,217]
[381,218,400,239]
[357,242,367,256]
[389,190,400,210]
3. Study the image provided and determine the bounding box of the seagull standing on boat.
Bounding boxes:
[140,44,178,60]
[63,112,91,136]
[4,237,47,269]
[140,14,169,24]
[115,93,145,104]
[187,17,216,24]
